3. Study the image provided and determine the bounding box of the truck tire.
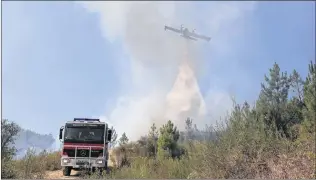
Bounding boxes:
[105,164,110,175]
[97,168,103,176]
[96,167,108,176]
[63,167,71,176]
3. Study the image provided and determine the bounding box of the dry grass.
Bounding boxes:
[12,150,61,179]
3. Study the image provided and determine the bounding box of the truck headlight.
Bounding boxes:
[63,159,70,163]
[96,160,103,164]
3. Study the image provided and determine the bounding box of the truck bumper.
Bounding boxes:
[61,157,107,168]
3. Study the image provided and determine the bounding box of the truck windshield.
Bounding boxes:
[64,124,105,144]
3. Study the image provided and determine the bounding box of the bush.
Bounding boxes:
[12,149,61,179]
[1,156,19,179]
[14,149,47,179]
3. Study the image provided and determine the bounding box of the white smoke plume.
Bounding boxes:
[78,1,257,140]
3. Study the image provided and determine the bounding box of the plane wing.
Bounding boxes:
[188,32,211,41]
[164,26,182,33]
[180,35,197,41]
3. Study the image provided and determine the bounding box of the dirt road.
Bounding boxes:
[44,150,116,179]
[45,170,80,179]
[45,167,113,179]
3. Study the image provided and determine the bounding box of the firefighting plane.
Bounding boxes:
[164,24,211,42]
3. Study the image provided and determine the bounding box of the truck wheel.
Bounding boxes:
[105,164,110,175]
[97,167,107,176]
[63,167,72,176]
[91,168,96,173]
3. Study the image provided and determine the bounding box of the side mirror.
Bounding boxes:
[59,126,64,140]
[107,129,112,142]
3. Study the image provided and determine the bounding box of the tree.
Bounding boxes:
[1,119,21,158]
[149,123,158,140]
[281,69,305,134]
[302,60,316,133]
[110,127,118,147]
[256,62,292,136]
[290,69,305,102]
[119,132,129,146]
[136,123,160,157]
[157,120,180,158]
[1,119,21,178]
[148,123,158,157]
[185,117,194,141]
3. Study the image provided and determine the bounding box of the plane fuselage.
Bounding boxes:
[182,28,190,37]
[164,25,210,42]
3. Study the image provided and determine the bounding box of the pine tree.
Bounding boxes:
[110,127,118,147]
[157,120,180,158]
[147,123,158,157]
[290,69,305,102]
[302,60,316,133]
[185,117,194,141]
[119,132,129,146]
[256,62,291,136]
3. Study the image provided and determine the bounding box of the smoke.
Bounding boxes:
[78,1,257,140]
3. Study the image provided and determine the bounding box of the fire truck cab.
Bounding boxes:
[59,118,112,176]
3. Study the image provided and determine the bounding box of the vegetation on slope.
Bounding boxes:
[1,61,315,179]
[14,129,55,159]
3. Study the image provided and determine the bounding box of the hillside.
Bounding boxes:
[1,60,315,179]
[14,128,55,159]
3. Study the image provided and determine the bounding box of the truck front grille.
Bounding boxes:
[63,149,103,158]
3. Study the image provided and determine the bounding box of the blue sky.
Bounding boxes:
[2,2,315,144]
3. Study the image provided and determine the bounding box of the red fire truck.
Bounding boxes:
[59,118,112,176]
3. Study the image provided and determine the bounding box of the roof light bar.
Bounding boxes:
[73,118,100,122]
